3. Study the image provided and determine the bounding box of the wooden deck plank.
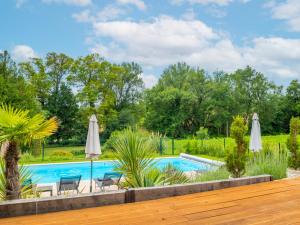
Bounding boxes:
[2,178,300,225]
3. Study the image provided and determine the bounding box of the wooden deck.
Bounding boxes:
[2,177,300,225]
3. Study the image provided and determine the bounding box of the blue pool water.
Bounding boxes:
[26,157,215,184]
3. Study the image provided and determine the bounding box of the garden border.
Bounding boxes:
[0,175,272,218]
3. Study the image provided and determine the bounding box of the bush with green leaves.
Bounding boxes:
[287,117,300,169]
[196,127,209,143]
[225,115,248,178]
[50,150,73,160]
[71,149,85,156]
[184,140,199,154]
[246,149,288,180]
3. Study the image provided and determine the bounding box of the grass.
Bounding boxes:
[195,167,230,182]
[19,134,297,164]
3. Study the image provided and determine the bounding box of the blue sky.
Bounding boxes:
[1,0,300,87]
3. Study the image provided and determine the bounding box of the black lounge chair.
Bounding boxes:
[57,175,81,195]
[94,172,122,191]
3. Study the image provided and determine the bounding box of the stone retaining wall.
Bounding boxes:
[0,175,272,218]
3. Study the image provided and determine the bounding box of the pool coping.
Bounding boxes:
[23,156,179,166]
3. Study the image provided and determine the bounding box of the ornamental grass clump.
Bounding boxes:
[225,115,248,178]
[246,149,288,180]
[195,167,230,182]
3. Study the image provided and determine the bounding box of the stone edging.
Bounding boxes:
[0,175,272,218]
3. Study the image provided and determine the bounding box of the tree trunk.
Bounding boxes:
[4,141,21,200]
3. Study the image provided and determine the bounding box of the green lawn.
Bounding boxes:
[19,134,295,164]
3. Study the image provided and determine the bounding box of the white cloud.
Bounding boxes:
[116,0,146,10]
[269,0,300,32]
[141,74,158,88]
[11,45,38,62]
[189,0,233,5]
[42,0,91,7]
[73,5,126,23]
[89,16,300,81]
[16,0,27,8]
[169,0,250,6]
[72,10,92,22]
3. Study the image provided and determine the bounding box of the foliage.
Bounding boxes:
[0,51,40,113]
[112,128,156,187]
[225,116,248,178]
[161,163,189,184]
[0,158,35,201]
[196,127,209,140]
[50,150,73,160]
[149,132,166,153]
[195,167,230,182]
[246,149,288,180]
[0,104,58,199]
[287,117,300,169]
[71,149,85,156]
[112,128,189,188]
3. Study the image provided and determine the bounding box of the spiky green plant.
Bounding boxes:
[0,158,34,201]
[113,128,189,188]
[112,128,157,187]
[161,163,189,185]
[0,104,58,200]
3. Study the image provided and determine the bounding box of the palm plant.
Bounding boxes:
[112,128,157,187]
[0,158,34,200]
[112,128,189,188]
[0,105,58,200]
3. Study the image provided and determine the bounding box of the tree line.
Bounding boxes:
[0,50,299,144]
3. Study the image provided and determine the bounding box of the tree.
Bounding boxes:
[287,117,300,169]
[226,116,248,178]
[113,62,144,110]
[19,58,51,107]
[230,66,281,133]
[46,83,79,142]
[0,105,58,199]
[0,51,40,112]
[144,63,208,137]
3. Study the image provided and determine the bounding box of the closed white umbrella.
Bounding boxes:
[85,114,101,192]
[249,113,262,152]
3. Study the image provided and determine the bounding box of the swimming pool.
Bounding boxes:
[26,157,215,184]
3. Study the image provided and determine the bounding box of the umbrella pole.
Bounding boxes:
[90,159,93,192]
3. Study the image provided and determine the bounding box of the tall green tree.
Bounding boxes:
[0,51,40,112]
[46,83,79,142]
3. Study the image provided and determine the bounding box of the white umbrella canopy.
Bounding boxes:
[249,113,262,152]
[85,114,101,159]
[85,114,101,192]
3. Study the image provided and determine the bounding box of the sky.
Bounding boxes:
[1,0,300,88]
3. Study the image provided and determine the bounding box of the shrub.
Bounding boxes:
[287,117,300,169]
[195,167,230,182]
[149,132,166,153]
[20,153,35,163]
[184,140,199,154]
[71,149,85,156]
[196,127,209,142]
[246,149,288,180]
[198,144,225,158]
[226,116,248,178]
[50,150,73,160]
